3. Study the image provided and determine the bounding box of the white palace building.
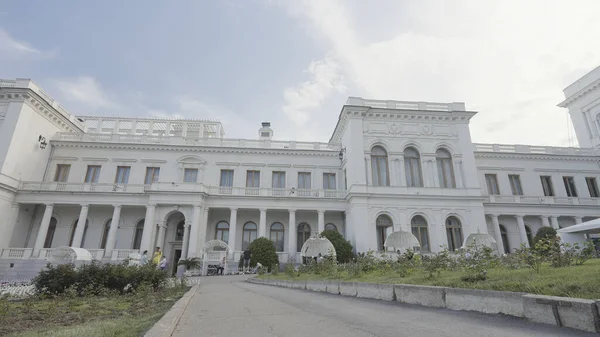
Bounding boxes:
[1,66,600,277]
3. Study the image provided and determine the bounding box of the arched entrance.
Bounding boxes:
[160,211,186,276]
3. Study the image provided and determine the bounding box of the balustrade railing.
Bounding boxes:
[474,143,598,156]
[1,248,33,259]
[486,195,600,205]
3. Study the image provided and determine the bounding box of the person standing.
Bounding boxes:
[242,248,251,273]
[140,250,149,266]
[152,247,162,265]
[159,256,168,271]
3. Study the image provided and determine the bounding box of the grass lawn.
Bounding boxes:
[0,286,189,337]
[260,258,600,299]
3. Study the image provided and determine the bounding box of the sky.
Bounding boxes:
[1,0,599,147]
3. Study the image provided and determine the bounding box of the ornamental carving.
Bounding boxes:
[388,123,401,134]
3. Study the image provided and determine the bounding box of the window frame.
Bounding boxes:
[540,176,554,196]
[84,165,102,183]
[484,174,500,195]
[54,164,71,182]
[100,219,111,249]
[586,177,599,198]
[375,214,393,251]
[323,173,337,190]
[183,168,199,183]
[297,172,312,189]
[563,176,578,197]
[410,215,430,253]
[508,174,523,196]
[242,222,258,250]
[445,216,463,252]
[215,221,230,243]
[246,170,260,188]
[297,223,311,252]
[144,167,160,185]
[43,217,57,249]
[436,149,455,188]
[132,219,144,250]
[272,171,286,189]
[371,146,390,186]
[270,222,285,252]
[115,166,131,184]
[404,147,423,187]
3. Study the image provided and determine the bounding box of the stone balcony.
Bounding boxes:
[473,143,599,156]
[485,195,600,206]
[18,181,348,199]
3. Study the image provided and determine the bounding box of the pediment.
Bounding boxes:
[177,155,206,164]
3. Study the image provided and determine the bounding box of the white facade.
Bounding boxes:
[1,67,600,275]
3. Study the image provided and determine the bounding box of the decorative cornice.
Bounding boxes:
[474,152,600,162]
[216,162,240,166]
[112,158,138,163]
[318,165,341,169]
[241,163,266,167]
[292,164,317,169]
[267,164,291,168]
[141,159,167,163]
[0,88,82,133]
[52,156,78,161]
[533,168,600,174]
[82,157,109,162]
[51,141,339,157]
[477,166,526,172]
[558,77,600,107]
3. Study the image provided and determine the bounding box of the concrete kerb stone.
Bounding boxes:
[394,284,447,308]
[523,294,600,333]
[339,282,358,297]
[445,288,524,317]
[143,284,199,337]
[356,282,395,301]
[326,281,340,295]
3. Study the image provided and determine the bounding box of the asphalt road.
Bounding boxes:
[172,275,594,337]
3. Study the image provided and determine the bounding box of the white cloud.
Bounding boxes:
[0,29,40,54]
[278,0,600,146]
[54,76,118,113]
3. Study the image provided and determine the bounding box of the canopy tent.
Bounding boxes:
[301,237,336,258]
[49,246,93,264]
[463,233,498,253]
[201,240,231,276]
[384,230,420,252]
[558,219,600,249]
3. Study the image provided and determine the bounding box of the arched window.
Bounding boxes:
[499,224,510,253]
[175,221,185,241]
[436,148,455,188]
[43,217,57,249]
[445,216,463,251]
[411,215,430,252]
[297,223,311,252]
[68,219,89,247]
[270,222,284,252]
[215,221,230,243]
[404,147,423,187]
[242,222,257,250]
[132,219,144,250]
[324,223,338,232]
[100,219,111,249]
[376,214,393,251]
[525,225,533,247]
[371,146,389,186]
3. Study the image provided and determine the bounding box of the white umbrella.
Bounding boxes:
[384,231,420,251]
[463,233,498,251]
[301,237,336,257]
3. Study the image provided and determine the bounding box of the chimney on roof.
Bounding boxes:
[259,122,273,140]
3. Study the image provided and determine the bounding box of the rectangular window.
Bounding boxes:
[508,174,523,195]
[272,171,286,188]
[115,166,131,184]
[144,167,160,184]
[84,165,101,183]
[183,168,198,182]
[220,170,234,186]
[540,176,554,196]
[484,174,500,195]
[298,172,311,189]
[563,176,578,197]
[54,164,71,182]
[246,170,260,187]
[323,173,336,189]
[586,177,599,198]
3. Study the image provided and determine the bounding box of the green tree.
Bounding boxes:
[532,227,558,255]
[248,237,279,271]
[319,229,354,263]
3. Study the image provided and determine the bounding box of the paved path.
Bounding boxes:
[172,275,595,337]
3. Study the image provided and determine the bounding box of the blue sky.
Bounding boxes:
[1,0,599,146]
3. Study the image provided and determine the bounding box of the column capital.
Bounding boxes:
[514,214,524,219]
[147,204,157,208]
[288,209,297,213]
[45,203,54,207]
[11,202,20,208]
[80,204,90,208]
[193,204,202,209]
[112,204,122,209]
[259,208,267,212]
[539,215,549,219]
[317,209,325,214]
[488,214,499,219]
[230,207,238,212]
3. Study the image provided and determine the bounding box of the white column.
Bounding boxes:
[197,207,209,256]
[72,204,89,248]
[317,210,325,234]
[33,204,54,255]
[104,205,122,258]
[540,215,550,228]
[490,214,504,254]
[140,204,156,253]
[0,203,20,250]
[365,155,372,185]
[188,205,202,257]
[156,222,166,251]
[228,208,238,254]
[398,157,406,187]
[515,215,529,248]
[549,216,560,230]
[181,222,191,259]
[453,158,464,188]
[575,216,583,224]
[259,208,267,237]
[288,209,297,259]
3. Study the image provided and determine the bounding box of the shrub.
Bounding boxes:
[319,230,354,263]
[532,227,557,253]
[284,263,297,278]
[421,249,451,278]
[248,237,279,271]
[33,263,77,296]
[458,244,497,282]
[515,243,545,273]
[177,257,201,270]
[574,241,596,265]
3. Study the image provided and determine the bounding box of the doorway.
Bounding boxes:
[171,249,182,276]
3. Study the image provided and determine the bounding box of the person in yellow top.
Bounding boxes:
[152,247,162,265]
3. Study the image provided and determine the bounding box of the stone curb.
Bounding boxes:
[247,278,600,333]
[143,284,199,337]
